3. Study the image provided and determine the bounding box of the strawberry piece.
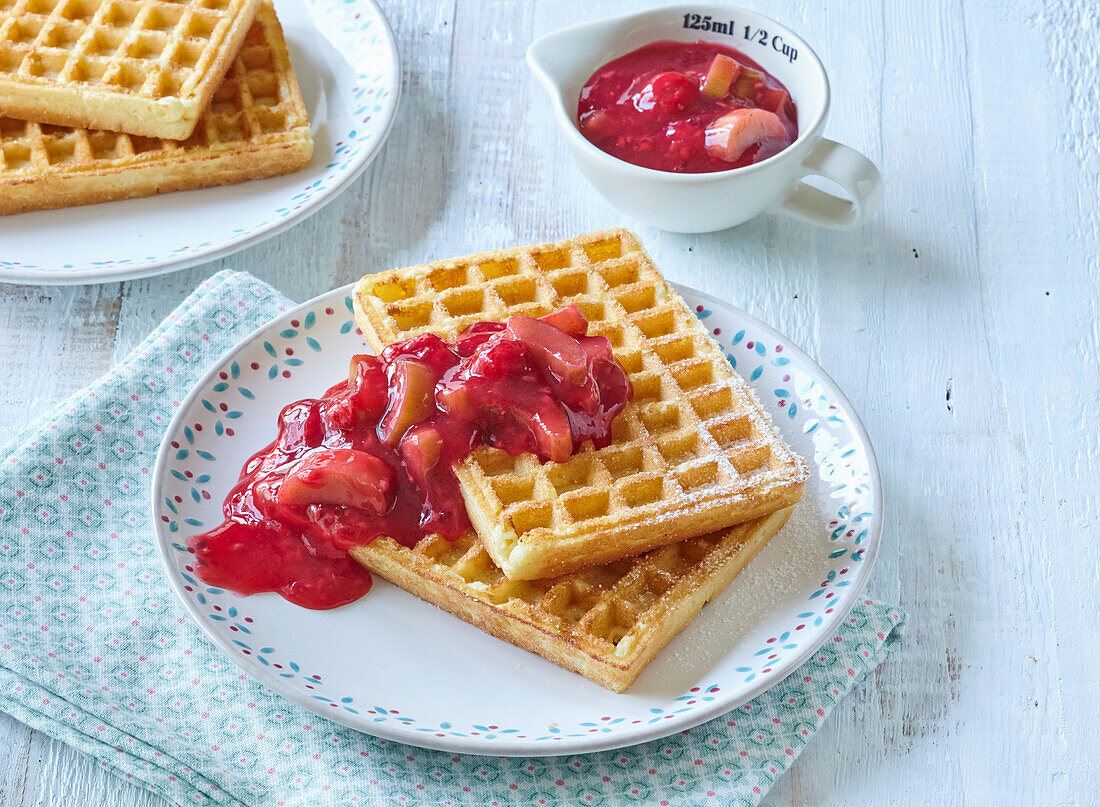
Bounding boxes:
[456,321,506,356]
[381,333,456,376]
[635,71,698,115]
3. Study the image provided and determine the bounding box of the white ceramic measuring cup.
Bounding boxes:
[528,4,883,233]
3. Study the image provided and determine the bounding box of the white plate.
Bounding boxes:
[152,283,882,756]
[0,0,399,285]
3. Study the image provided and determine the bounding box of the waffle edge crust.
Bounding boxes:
[0,0,263,138]
[352,507,793,693]
[353,229,809,580]
[0,1,311,215]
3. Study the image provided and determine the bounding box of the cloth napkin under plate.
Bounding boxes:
[0,271,905,807]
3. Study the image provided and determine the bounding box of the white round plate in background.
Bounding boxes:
[0,0,400,285]
[152,283,882,756]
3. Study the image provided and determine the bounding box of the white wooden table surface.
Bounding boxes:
[1,0,1097,804]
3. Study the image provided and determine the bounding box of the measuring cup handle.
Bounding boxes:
[775,138,883,229]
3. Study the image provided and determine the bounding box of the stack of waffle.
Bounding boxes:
[0,0,312,214]
[352,229,811,692]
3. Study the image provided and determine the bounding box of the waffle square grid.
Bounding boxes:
[0,1,312,214]
[0,0,262,137]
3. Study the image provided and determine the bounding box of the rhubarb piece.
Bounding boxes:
[378,358,437,445]
[732,67,763,100]
[435,381,471,419]
[757,85,792,115]
[539,304,588,338]
[506,315,588,386]
[348,354,369,384]
[400,424,443,484]
[504,385,574,463]
[704,108,786,163]
[700,54,739,99]
[579,109,616,139]
[278,448,396,514]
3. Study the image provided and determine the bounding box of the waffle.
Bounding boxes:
[0,1,311,215]
[352,506,792,692]
[0,0,261,138]
[354,229,809,580]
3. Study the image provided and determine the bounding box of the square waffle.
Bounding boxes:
[0,1,312,215]
[0,0,261,139]
[354,229,809,580]
[352,507,792,692]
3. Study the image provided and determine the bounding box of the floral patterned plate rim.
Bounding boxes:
[0,0,400,285]
[151,282,882,757]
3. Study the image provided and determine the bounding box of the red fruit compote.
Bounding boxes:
[578,40,798,173]
[187,305,633,609]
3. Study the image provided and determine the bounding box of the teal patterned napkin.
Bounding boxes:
[0,271,904,807]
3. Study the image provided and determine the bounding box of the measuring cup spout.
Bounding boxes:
[526,18,618,105]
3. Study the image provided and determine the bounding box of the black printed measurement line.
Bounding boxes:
[681,13,799,63]
[681,13,736,35]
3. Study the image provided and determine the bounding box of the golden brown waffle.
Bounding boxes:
[352,506,793,692]
[0,0,261,138]
[0,1,311,215]
[354,229,809,580]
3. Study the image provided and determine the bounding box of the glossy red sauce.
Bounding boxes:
[187,305,633,610]
[578,40,798,173]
